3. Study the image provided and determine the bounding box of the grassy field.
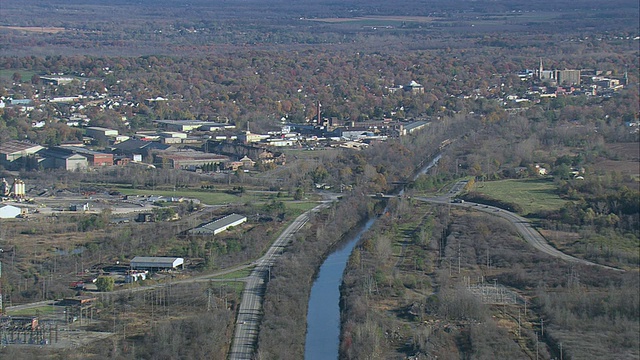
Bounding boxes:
[115,186,320,214]
[116,187,283,205]
[0,69,37,82]
[6,305,58,316]
[284,201,319,213]
[472,178,568,215]
[215,268,252,280]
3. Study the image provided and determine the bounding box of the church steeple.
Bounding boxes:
[539,58,543,79]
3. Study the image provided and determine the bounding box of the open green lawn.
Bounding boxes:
[6,305,57,316]
[284,201,319,213]
[472,178,568,215]
[115,186,320,213]
[215,268,253,280]
[0,69,37,82]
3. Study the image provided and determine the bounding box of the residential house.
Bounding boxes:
[404,80,424,94]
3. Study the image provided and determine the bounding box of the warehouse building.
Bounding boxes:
[154,120,236,132]
[53,146,113,167]
[85,127,118,142]
[37,149,88,171]
[0,204,24,219]
[130,256,184,270]
[189,213,247,235]
[0,140,44,170]
[154,150,229,170]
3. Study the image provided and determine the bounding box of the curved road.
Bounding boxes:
[413,182,623,272]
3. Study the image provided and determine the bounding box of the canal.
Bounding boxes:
[304,153,442,359]
[303,217,377,360]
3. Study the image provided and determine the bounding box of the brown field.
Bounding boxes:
[0,26,66,33]
[592,142,640,178]
[306,16,439,23]
[593,159,640,177]
[605,142,640,161]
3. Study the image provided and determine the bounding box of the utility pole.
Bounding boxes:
[518,309,521,337]
[457,240,461,274]
[440,228,445,262]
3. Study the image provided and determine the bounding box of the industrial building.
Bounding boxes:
[154,150,229,170]
[556,70,581,86]
[154,120,236,132]
[36,149,88,171]
[111,139,174,162]
[130,256,184,270]
[189,213,247,235]
[85,127,118,142]
[0,140,44,170]
[53,146,113,167]
[0,204,24,219]
[395,121,429,136]
[536,59,581,85]
[0,178,26,199]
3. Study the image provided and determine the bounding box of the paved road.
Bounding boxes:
[414,181,623,272]
[5,200,332,359]
[228,202,331,360]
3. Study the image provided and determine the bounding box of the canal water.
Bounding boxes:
[304,217,376,360]
[304,153,441,359]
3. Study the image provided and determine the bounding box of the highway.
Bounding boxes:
[414,181,623,272]
[228,202,331,360]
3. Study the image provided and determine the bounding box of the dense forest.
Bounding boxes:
[1,0,638,56]
[1,48,637,146]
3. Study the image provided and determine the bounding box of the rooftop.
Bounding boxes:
[0,140,44,155]
[112,139,172,152]
[198,213,247,232]
[155,120,227,126]
[130,256,184,264]
[55,146,112,156]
